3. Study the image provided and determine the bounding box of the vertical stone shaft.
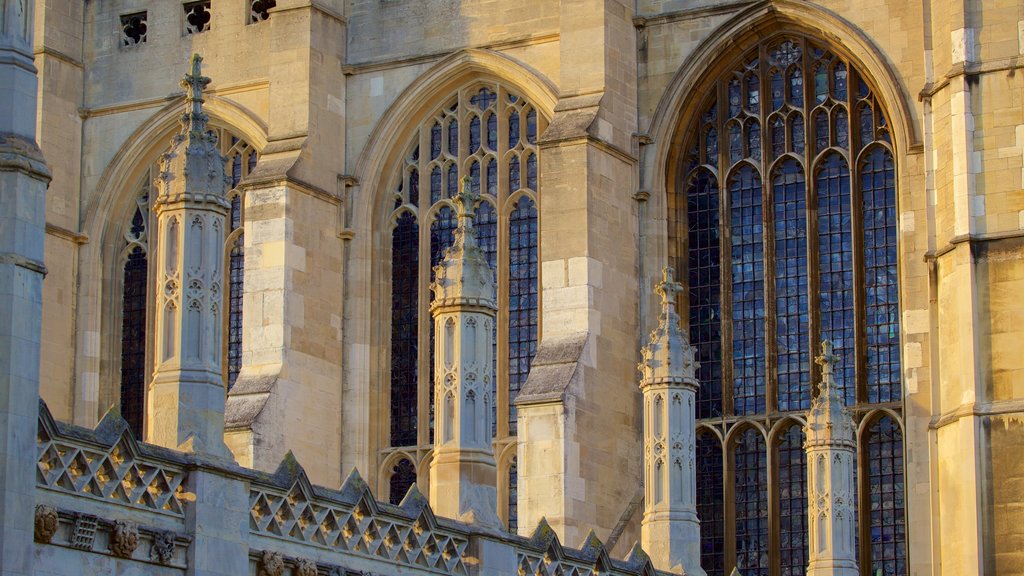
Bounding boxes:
[428,177,500,527]
[0,1,50,574]
[805,341,858,576]
[639,268,705,576]
[147,54,231,458]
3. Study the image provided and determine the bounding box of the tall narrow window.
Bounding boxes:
[386,83,544,511]
[696,432,725,576]
[866,417,905,576]
[671,34,904,574]
[507,457,519,533]
[389,458,417,506]
[391,212,419,446]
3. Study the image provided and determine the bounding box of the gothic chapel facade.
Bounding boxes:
[1,0,1022,574]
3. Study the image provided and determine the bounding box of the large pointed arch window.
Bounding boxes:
[118,128,258,437]
[672,35,904,575]
[385,82,543,528]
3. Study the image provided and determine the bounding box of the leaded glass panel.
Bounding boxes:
[867,417,906,576]
[773,160,810,411]
[778,425,808,575]
[391,213,419,446]
[697,433,725,576]
[730,166,766,415]
[389,459,417,506]
[734,429,768,576]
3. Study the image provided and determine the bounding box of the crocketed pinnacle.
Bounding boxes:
[429,177,496,309]
[639,267,699,389]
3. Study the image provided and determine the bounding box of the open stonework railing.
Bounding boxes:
[31,400,664,576]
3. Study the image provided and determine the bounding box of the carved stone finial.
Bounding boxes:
[34,504,59,543]
[109,520,139,558]
[454,175,480,217]
[180,53,211,137]
[654,266,684,313]
[813,339,843,405]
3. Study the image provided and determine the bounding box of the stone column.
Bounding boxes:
[0,1,50,574]
[805,341,858,576]
[147,54,231,458]
[428,177,500,528]
[638,268,705,576]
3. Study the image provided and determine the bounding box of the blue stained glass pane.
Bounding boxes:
[408,168,419,206]
[390,212,419,446]
[778,426,809,576]
[687,170,722,418]
[868,417,907,576]
[431,122,442,159]
[429,207,458,443]
[730,166,766,415]
[526,153,537,190]
[508,197,538,434]
[816,153,855,404]
[470,87,497,110]
[815,110,829,154]
[788,68,803,107]
[790,113,805,154]
[476,202,498,436]
[470,116,481,154]
[389,459,416,505]
[526,109,537,144]
[860,105,874,146]
[470,160,480,194]
[834,62,848,100]
[509,156,521,191]
[729,122,743,164]
[770,116,785,160]
[734,429,769,576]
[729,78,742,117]
[814,64,828,104]
[448,119,459,155]
[771,70,784,111]
[447,164,458,198]
[231,151,242,187]
[836,108,849,149]
[487,158,497,195]
[746,73,760,113]
[697,434,724,576]
[247,149,257,178]
[773,160,810,411]
[862,148,901,403]
[430,166,442,205]
[747,120,761,161]
[487,113,497,151]
[706,127,719,167]
[509,110,520,148]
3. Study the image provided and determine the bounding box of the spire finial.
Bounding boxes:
[180,53,211,136]
[815,339,841,397]
[654,267,684,311]
[454,175,480,218]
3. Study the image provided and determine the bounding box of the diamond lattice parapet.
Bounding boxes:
[36,401,189,517]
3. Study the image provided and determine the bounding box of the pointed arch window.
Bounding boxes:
[117,128,258,437]
[672,35,904,575]
[385,83,544,521]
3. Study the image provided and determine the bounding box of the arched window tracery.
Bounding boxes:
[385,81,543,513]
[672,34,905,575]
[117,127,258,437]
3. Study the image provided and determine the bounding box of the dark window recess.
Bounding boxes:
[184,1,211,35]
[120,12,147,46]
[249,0,276,23]
[388,459,416,505]
[390,213,419,447]
[120,246,148,438]
[507,197,538,436]
[507,457,519,533]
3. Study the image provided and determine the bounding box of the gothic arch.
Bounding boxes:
[73,98,266,425]
[644,0,918,232]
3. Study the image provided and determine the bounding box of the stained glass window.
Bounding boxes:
[867,417,905,576]
[734,429,768,576]
[697,432,725,575]
[389,458,417,506]
[120,245,148,437]
[778,425,808,575]
[507,457,519,533]
[386,84,544,512]
[672,34,904,575]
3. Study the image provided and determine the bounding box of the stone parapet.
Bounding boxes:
[32,400,665,576]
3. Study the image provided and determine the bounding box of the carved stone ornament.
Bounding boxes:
[295,558,318,576]
[33,504,59,543]
[150,530,176,564]
[258,550,285,576]
[109,520,140,558]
